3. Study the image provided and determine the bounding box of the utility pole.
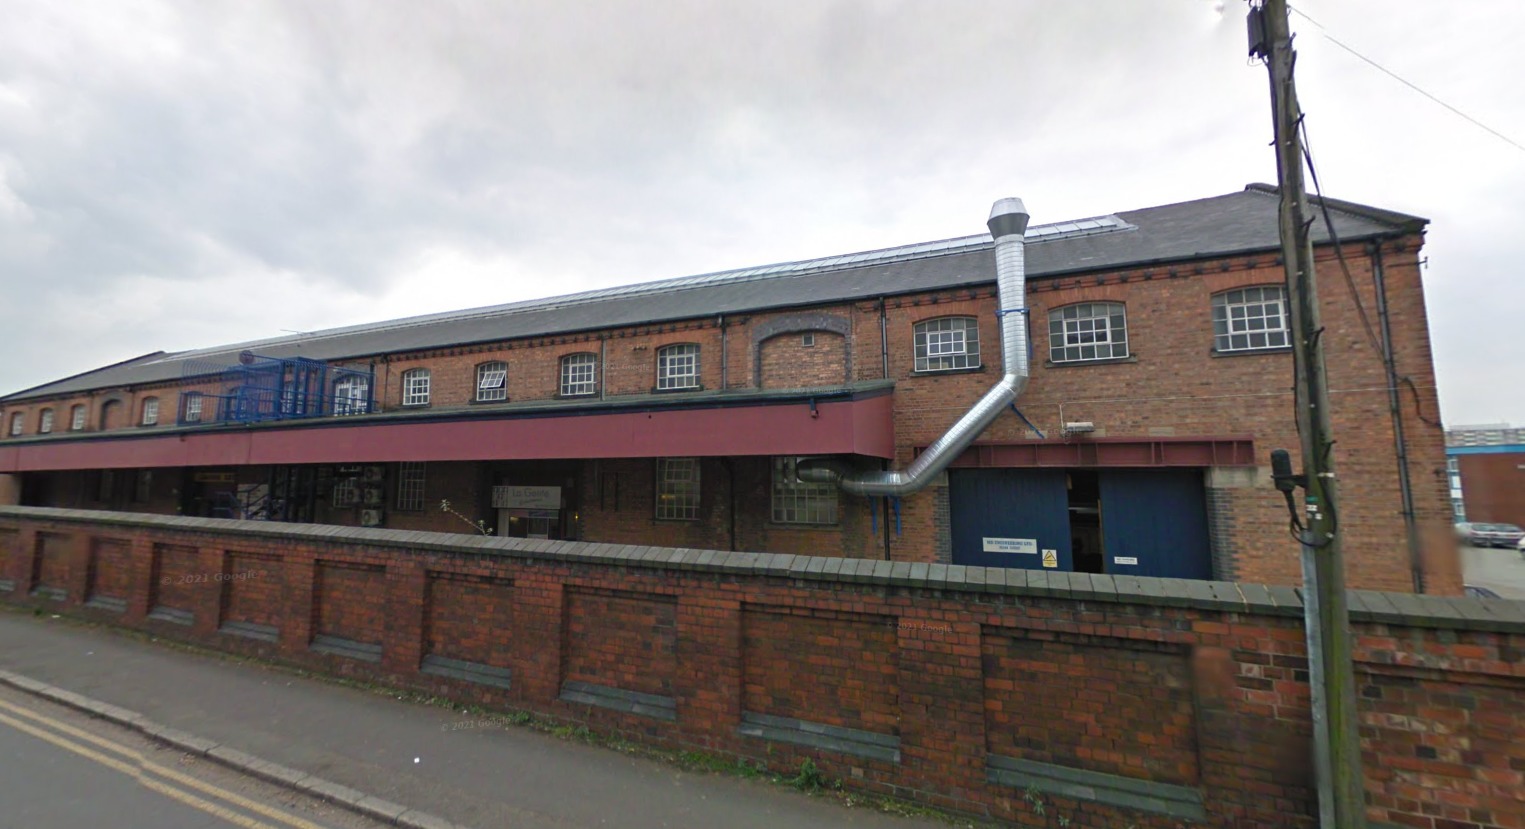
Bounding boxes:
[1249,2,1366,827]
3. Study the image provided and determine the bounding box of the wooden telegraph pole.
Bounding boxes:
[1249,1,1367,826]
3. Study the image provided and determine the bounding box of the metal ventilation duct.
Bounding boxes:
[799,198,1032,497]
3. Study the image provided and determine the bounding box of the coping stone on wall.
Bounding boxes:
[3,505,1523,634]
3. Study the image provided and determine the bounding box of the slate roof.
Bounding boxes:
[2,184,1425,402]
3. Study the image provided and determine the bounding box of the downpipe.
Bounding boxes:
[799,198,1031,497]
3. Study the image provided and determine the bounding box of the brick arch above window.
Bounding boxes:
[750,313,852,386]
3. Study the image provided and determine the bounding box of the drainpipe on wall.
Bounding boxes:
[718,314,728,390]
[800,198,1032,497]
[878,297,889,379]
[1369,241,1425,593]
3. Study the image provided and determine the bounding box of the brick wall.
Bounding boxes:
[1,507,1516,828]
[86,537,133,607]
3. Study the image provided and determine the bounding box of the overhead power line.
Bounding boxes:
[1288,6,1525,155]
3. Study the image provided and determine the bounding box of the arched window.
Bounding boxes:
[99,400,121,430]
[1211,286,1290,352]
[656,344,700,390]
[475,361,508,402]
[560,353,597,397]
[70,404,87,431]
[333,375,370,416]
[913,317,980,372]
[1048,302,1128,363]
[38,408,54,434]
[401,369,431,406]
[7,412,22,437]
[141,397,160,426]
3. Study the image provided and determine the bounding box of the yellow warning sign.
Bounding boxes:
[1041,549,1058,568]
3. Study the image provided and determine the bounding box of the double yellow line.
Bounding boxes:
[0,695,336,829]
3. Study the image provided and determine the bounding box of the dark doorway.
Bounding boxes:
[1068,471,1105,574]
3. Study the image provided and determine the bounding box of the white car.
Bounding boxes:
[1518,535,1525,559]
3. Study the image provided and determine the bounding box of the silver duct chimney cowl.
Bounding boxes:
[799,198,1032,497]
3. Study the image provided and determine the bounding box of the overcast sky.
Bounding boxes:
[2,1,1521,426]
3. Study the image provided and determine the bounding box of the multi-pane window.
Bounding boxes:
[657,344,700,390]
[7,412,20,436]
[1048,302,1129,363]
[771,457,839,525]
[395,461,426,511]
[655,458,701,520]
[333,478,359,507]
[476,361,508,402]
[913,317,980,372]
[333,376,370,416]
[70,405,86,431]
[1212,286,1291,352]
[183,393,203,423]
[39,409,53,434]
[141,397,160,426]
[561,353,597,397]
[401,369,431,406]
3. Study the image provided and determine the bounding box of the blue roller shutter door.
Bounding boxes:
[949,468,1072,570]
[1098,469,1212,580]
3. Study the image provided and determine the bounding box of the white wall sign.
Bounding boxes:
[1113,556,1139,566]
[982,537,1037,554]
[492,485,561,510]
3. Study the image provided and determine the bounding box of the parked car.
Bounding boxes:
[1456,522,1525,548]
[1518,535,1525,559]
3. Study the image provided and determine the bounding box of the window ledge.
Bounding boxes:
[1044,355,1138,369]
[650,385,705,395]
[765,522,840,531]
[400,403,433,409]
[470,397,511,405]
[1210,346,1292,358]
[909,365,986,378]
[556,392,599,401]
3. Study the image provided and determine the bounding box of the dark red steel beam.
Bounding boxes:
[934,437,1256,468]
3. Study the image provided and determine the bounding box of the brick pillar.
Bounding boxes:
[190,546,223,636]
[674,594,741,744]
[897,617,986,798]
[64,531,92,605]
[15,527,39,595]
[384,559,426,676]
[0,474,20,506]
[123,535,153,624]
[1205,466,1260,582]
[511,574,564,706]
[281,557,316,657]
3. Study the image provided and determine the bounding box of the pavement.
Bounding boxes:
[0,682,386,829]
[0,609,960,829]
[1460,542,1525,599]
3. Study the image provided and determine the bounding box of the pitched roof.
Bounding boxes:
[2,184,1425,402]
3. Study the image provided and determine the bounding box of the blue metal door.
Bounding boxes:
[1098,469,1212,579]
[949,469,1072,570]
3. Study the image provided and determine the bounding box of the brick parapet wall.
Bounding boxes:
[1,506,1518,828]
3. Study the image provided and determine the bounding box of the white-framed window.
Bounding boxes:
[141,397,160,426]
[333,375,370,416]
[560,353,597,397]
[1212,286,1291,352]
[476,361,508,402]
[914,317,980,372]
[1048,302,1129,363]
[7,412,20,436]
[656,344,700,390]
[70,405,86,431]
[396,461,426,511]
[655,458,701,520]
[771,457,838,525]
[39,409,53,434]
[182,393,203,423]
[401,369,431,407]
[333,478,359,507]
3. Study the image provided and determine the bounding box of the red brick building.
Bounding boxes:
[0,185,1461,593]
